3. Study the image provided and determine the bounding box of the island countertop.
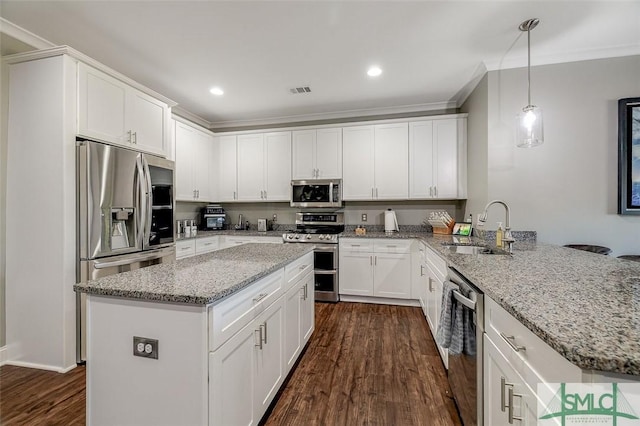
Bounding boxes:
[74,243,313,305]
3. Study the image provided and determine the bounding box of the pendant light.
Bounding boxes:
[516,18,544,148]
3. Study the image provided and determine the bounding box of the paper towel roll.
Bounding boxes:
[384,209,399,233]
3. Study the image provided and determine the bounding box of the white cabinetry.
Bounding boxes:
[175,119,217,202]
[342,123,408,200]
[217,135,238,201]
[292,128,342,179]
[195,236,219,255]
[339,239,412,300]
[424,245,448,368]
[176,239,196,259]
[236,132,292,201]
[409,118,466,199]
[78,63,170,157]
[283,255,314,372]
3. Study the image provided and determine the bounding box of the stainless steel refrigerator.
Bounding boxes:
[76,139,176,362]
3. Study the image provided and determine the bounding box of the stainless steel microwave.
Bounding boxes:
[290,179,342,208]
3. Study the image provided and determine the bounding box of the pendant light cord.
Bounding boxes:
[527,25,531,106]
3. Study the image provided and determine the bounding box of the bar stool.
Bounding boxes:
[563,244,612,255]
[618,255,640,262]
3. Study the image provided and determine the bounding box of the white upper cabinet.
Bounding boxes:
[409,118,466,199]
[217,135,238,202]
[237,134,265,201]
[265,131,292,200]
[174,119,216,202]
[78,63,170,158]
[235,132,291,202]
[342,123,408,200]
[292,128,342,179]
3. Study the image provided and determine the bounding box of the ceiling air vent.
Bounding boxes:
[289,86,312,95]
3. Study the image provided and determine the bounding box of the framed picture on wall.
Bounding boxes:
[618,97,640,215]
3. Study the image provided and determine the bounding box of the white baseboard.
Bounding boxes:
[0,346,7,366]
[339,295,421,307]
[3,359,77,373]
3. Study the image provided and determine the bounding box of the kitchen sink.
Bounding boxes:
[441,243,510,255]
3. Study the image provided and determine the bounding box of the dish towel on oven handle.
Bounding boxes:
[435,280,476,356]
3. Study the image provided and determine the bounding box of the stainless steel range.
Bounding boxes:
[283,212,344,302]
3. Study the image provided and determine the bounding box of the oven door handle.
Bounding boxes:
[452,289,476,311]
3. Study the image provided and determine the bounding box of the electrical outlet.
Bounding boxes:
[361,214,367,222]
[133,336,158,359]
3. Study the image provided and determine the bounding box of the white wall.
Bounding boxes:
[480,55,640,256]
[460,74,488,223]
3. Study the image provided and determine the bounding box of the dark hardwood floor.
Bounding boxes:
[0,302,460,425]
[263,302,461,426]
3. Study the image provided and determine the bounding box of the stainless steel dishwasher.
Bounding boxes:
[446,267,484,426]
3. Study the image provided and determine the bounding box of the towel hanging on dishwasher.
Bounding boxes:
[436,280,476,356]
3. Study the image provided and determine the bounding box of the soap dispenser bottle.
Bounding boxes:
[496,222,504,248]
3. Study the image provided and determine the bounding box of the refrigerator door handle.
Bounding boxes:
[93,250,171,269]
[135,155,146,249]
[141,155,153,250]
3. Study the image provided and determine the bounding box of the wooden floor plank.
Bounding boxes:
[0,302,461,426]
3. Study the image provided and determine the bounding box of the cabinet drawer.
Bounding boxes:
[195,236,219,254]
[374,239,411,254]
[339,238,374,252]
[209,269,283,351]
[284,252,314,288]
[485,297,581,390]
[176,239,196,259]
[426,246,447,282]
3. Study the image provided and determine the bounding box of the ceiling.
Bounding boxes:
[1,1,639,129]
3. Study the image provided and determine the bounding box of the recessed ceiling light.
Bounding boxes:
[209,87,224,96]
[367,66,382,77]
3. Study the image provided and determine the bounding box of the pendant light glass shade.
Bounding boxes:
[516,105,543,147]
[517,18,544,148]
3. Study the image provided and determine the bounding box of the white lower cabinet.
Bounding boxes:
[339,239,411,300]
[176,239,196,259]
[484,334,537,426]
[423,245,448,368]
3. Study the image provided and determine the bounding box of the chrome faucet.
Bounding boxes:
[477,200,516,253]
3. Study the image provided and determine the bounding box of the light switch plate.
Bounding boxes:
[133,336,159,359]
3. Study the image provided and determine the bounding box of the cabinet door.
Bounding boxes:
[484,335,529,426]
[209,324,256,426]
[374,123,408,200]
[315,128,342,178]
[254,299,284,421]
[218,135,238,202]
[174,121,196,201]
[373,252,411,299]
[264,131,291,201]
[292,130,315,180]
[433,119,458,199]
[127,88,168,157]
[300,271,315,344]
[342,126,374,200]
[78,63,127,145]
[425,272,437,333]
[283,281,302,372]
[237,134,265,201]
[339,251,374,296]
[409,121,435,199]
[193,130,214,202]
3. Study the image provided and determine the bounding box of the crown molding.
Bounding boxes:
[171,106,212,129]
[484,43,640,71]
[209,100,456,130]
[0,18,56,50]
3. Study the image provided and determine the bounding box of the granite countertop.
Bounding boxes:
[417,234,640,376]
[74,243,313,305]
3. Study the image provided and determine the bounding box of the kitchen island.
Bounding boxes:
[74,243,314,426]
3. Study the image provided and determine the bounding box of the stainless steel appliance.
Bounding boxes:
[76,139,176,362]
[290,179,342,209]
[446,267,484,426]
[282,212,344,302]
[201,204,226,230]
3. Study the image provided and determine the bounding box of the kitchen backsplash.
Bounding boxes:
[176,200,467,228]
